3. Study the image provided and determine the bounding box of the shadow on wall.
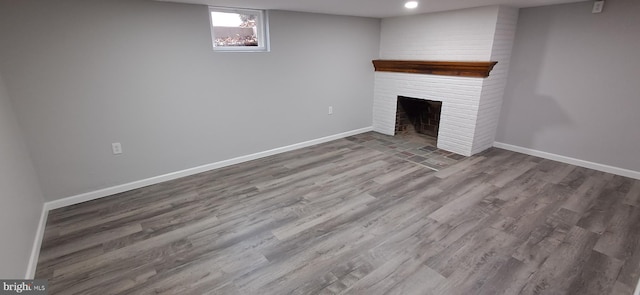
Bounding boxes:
[499,11,572,148]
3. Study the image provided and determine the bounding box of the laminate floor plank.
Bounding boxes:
[594,203,640,260]
[558,166,602,189]
[428,183,497,223]
[35,132,640,294]
[475,256,535,295]
[565,250,624,295]
[623,180,640,207]
[489,160,538,188]
[617,246,640,292]
[577,186,626,234]
[338,253,430,295]
[51,189,205,237]
[519,226,600,295]
[39,223,143,263]
[561,176,609,215]
[495,184,574,240]
[271,193,376,240]
[434,155,486,179]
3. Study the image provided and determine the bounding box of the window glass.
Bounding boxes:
[209,8,269,52]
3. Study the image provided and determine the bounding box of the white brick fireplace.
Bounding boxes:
[374,73,484,156]
[373,6,519,156]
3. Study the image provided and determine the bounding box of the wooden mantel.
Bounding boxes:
[372,60,498,78]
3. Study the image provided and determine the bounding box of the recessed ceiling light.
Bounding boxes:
[404,1,418,9]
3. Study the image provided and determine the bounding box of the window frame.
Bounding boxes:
[208,6,270,52]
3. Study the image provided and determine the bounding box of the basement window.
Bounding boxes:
[209,7,269,52]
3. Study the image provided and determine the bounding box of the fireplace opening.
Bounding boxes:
[395,96,442,139]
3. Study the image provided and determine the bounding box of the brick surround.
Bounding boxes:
[373,6,519,156]
[374,73,484,156]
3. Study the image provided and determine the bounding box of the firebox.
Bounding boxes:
[395,96,442,138]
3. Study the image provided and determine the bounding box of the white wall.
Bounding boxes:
[496,0,640,173]
[374,6,518,156]
[473,6,519,154]
[0,0,381,201]
[0,72,45,278]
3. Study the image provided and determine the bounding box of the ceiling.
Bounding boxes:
[158,0,589,18]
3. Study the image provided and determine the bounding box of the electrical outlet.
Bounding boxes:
[328,106,333,115]
[592,1,604,13]
[112,142,123,155]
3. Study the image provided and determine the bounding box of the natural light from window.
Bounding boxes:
[211,12,243,27]
[209,7,269,52]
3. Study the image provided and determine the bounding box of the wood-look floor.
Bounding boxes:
[36,132,640,294]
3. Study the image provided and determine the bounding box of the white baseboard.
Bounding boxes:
[44,127,372,211]
[27,127,373,276]
[25,204,47,279]
[493,142,640,180]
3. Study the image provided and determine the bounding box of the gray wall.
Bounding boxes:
[0,73,44,278]
[496,0,640,172]
[0,0,381,200]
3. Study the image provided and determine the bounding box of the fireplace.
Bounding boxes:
[372,6,518,157]
[373,61,501,156]
[395,96,442,138]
